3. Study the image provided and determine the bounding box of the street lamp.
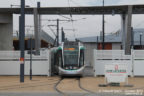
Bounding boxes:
[131,27,134,49]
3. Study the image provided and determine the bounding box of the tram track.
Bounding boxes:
[77,78,96,94]
[54,77,96,96]
[54,77,69,96]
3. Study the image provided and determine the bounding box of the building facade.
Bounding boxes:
[13,30,55,50]
[78,28,144,66]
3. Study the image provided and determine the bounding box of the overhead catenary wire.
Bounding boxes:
[58,15,72,20]
[27,0,33,6]
[69,0,84,7]
[67,0,77,40]
[67,0,72,18]
[135,20,144,28]
[24,0,104,41]
[27,0,92,40]
[41,18,57,36]
[47,26,57,37]
[45,20,58,46]
[71,20,76,39]
[28,0,94,41]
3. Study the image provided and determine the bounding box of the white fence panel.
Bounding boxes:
[133,50,144,76]
[0,49,51,76]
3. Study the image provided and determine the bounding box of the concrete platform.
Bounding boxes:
[0,76,143,95]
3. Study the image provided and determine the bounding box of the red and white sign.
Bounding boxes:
[20,58,24,64]
[105,64,128,83]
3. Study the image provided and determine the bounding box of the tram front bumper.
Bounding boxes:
[59,66,85,76]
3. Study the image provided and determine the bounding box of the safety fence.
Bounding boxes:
[0,49,51,76]
[133,50,144,76]
[93,50,144,76]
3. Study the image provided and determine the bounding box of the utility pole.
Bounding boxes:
[34,2,41,55]
[57,19,59,46]
[131,27,134,49]
[61,27,65,42]
[30,38,32,80]
[47,19,79,46]
[102,0,105,50]
[37,2,41,50]
[140,33,142,49]
[47,19,72,46]
[97,36,99,50]
[20,0,25,83]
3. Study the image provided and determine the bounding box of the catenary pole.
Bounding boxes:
[102,0,105,50]
[20,0,25,82]
[57,19,59,46]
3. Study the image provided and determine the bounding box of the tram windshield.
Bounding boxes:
[63,42,79,66]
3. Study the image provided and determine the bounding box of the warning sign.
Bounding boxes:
[20,58,24,64]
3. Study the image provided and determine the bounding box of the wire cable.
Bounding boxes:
[27,0,35,7]
[135,20,144,28]
[59,15,72,20]
[69,0,84,7]
[67,0,77,40]
[47,26,57,37]
[71,20,76,39]
[67,0,72,18]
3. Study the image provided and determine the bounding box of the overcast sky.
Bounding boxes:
[0,0,144,41]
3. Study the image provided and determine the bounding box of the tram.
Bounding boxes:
[55,41,85,76]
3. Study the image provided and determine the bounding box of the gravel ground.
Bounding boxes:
[0,76,144,96]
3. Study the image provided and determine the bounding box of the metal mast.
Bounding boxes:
[102,0,105,50]
[20,0,25,82]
